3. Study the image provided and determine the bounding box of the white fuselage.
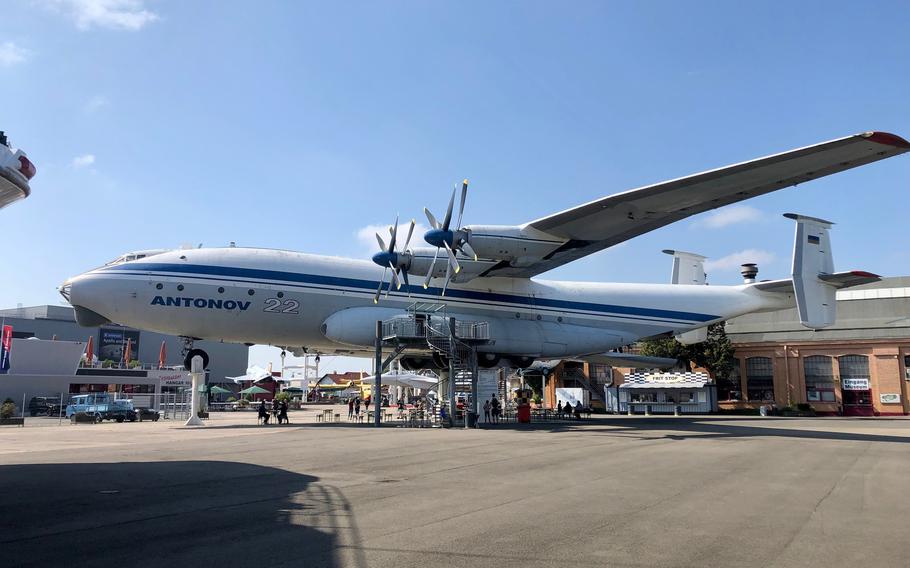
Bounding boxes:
[63,247,793,358]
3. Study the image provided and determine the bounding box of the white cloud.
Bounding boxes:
[46,0,160,31]
[356,221,430,253]
[71,154,96,168]
[704,249,775,272]
[84,95,109,113]
[692,205,764,229]
[0,42,30,66]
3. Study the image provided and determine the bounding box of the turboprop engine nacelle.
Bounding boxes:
[429,225,568,267]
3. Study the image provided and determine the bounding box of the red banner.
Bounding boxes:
[0,324,11,374]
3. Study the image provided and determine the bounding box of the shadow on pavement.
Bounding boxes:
[479,416,910,444]
[0,461,360,568]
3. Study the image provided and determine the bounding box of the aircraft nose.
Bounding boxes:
[59,274,111,326]
[58,278,73,303]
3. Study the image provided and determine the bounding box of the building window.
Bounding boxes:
[717,358,742,401]
[745,357,775,402]
[804,356,836,402]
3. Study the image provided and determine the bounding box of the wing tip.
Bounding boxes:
[862,131,910,149]
[849,270,880,279]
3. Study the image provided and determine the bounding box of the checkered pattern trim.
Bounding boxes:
[620,371,710,389]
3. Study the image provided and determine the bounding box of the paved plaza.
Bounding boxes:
[2,410,910,567]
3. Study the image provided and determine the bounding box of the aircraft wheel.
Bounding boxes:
[508,356,535,369]
[184,349,209,371]
[478,353,501,368]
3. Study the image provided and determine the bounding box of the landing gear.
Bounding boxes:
[183,348,209,371]
[507,356,535,369]
[400,356,431,371]
[478,353,501,368]
[180,337,209,371]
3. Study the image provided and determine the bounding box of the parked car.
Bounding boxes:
[28,396,63,417]
[134,407,160,422]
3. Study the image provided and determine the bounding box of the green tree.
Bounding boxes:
[639,322,735,378]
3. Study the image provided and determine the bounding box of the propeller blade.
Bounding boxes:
[461,241,478,261]
[375,233,386,252]
[388,214,399,251]
[441,260,451,297]
[403,219,415,251]
[424,247,440,289]
[441,185,456,231]
[424,207,439,230]
[455,179,468,229]
[389,262,402,289]
[443,241,461,274]
[402,269,410,295]
[373,266,388,304]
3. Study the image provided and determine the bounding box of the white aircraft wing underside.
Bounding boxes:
[486,131,909,278]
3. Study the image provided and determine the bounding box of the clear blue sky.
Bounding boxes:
[2,1,908,373]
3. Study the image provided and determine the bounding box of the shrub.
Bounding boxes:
[796,403,813,412]
[102,359,114,368]
[226,396,237,403]
[129,360,141,368]
[275,392,291,403]
[1,398,16,419]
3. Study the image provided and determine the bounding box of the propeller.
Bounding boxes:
[423,179,477,294]
[371,216,416,303]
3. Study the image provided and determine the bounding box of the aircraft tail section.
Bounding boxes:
[663,249,708,344]
[752,213,880,329]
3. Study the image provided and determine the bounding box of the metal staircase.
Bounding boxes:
[382,303,489,425]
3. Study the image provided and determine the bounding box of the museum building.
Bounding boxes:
[723,276,910,416]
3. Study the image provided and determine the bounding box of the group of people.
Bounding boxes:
[482,395,502,423]
[558,400,584,419]
[258,399,289,425]
[347,396,371,420]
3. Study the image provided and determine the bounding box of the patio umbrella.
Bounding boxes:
[239,385,270,395]
[199,384,232,394]
[158,340,166,369]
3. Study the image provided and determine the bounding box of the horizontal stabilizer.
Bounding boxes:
[753,270,881,294]
[581,352,678,369]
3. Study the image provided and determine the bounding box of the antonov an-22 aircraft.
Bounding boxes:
[60,131,909,371]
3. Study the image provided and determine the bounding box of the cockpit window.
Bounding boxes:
[103,250,168,266]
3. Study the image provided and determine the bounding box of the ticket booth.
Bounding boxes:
[606,371,717,414]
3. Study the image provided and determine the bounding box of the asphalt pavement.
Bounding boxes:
[2,410,909,568]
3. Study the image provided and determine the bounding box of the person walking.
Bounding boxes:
[354,397,361,420]
[348,398,355,420]
[483,399,492,423]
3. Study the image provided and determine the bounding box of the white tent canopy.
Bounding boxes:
[226,365,295,384]
[360,373,439,390]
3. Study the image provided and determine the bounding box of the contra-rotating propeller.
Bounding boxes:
[423,179,478,294]
[370,215,416,303]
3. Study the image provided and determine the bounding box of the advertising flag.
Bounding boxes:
[0,325,12,374]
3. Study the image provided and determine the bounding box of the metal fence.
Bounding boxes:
[1,390,193,425]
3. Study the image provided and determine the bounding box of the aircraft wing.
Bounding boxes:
[580,352,678,369]
[488,131,909,278]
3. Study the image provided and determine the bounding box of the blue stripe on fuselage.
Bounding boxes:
[100,262,718,323]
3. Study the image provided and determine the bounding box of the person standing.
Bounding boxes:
[483,399,492,423]
[258,400,269,425]
[490,395,500,424]
[348,398,355,420]
[279,399,289,424]
[354,397,361,420]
